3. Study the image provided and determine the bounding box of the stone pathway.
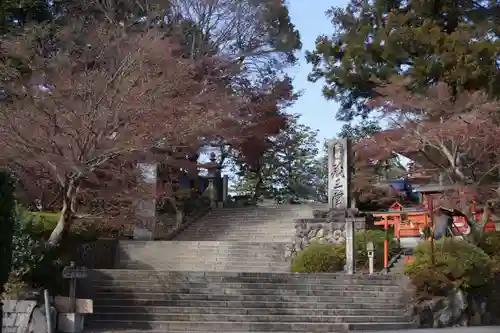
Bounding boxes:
[359,327,500,333]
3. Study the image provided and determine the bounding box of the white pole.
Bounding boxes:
[44,289,53,333]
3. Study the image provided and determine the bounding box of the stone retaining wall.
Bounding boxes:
[410,289,494,328]
[2,300,50,333]
[286,209,366,259]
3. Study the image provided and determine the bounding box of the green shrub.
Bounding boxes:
[478,231,500,260]
[291,230,401,273]
[291,242,345,273]
[10,210,47,280]
[405,238,495,298]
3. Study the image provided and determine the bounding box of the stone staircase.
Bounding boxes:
[115,241,291,272]
[173,204,317,242]
[86,204,416,332]
[87,270,415,332]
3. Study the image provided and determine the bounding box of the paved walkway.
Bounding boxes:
[360,327,500,333]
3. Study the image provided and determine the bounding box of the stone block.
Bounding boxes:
[58,313,85,333]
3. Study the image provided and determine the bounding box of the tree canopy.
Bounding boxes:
[306,0,500,121]
[0,0,302,245]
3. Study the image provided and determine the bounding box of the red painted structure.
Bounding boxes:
[373,196,497,271]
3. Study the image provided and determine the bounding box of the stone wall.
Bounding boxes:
[2,300,52,333]
[286,209,366,259]
[409,289,494,328]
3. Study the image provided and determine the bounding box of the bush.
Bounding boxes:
[291,242,345,273]
[291,230,401,273]
[10,210,50,281]
[478,231,500,260]
[405,238,495,298]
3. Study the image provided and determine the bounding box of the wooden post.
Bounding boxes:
[384,216,389,270]
[428,195,435,266]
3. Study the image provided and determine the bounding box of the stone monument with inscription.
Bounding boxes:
[327,138,352,209]
[327,138,356,274]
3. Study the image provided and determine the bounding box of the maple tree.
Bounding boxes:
[0,19,255,245]
[362,77,500,230]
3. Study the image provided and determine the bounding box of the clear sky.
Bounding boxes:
[286,0,349,146]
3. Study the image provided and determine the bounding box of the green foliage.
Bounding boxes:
[291,229,400,273]
[338,120,381,143]
[291,242,345,273]
[306,0,500,121]
[0,170,16,292]
[355,229,399,270]
[31,211,60,229]
[10,210,46,280]
[478,231,500,262]
[232,114,320,201]
[405,238,495,298]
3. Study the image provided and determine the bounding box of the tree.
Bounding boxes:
[367,77,500,232]
[164,0,302,72]
[0,20,252,246]
[310,141,328,203]
[0,171,15,331]
[306,0,500,121]
[338,120,381,142]
[232,114,319,201]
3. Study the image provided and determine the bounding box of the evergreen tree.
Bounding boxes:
[306,0,500,121]
[232,114,319,201]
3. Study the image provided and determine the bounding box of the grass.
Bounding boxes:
[30,211,60,232]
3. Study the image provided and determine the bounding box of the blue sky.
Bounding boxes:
[286,0,348,146]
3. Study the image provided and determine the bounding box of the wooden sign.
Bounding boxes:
[62,266,88,279]
[54,296,93,314]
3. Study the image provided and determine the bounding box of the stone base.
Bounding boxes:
[58,313,84,333]
[132,226,153,240]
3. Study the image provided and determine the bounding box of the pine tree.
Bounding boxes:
[306,0,500,121]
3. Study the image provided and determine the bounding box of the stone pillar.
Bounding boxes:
[222,175,229,203]
[327,138,352,210]
[207,153,218,208]
[133,162,158,240]
[439,172,445,186]
[345,211,356,275]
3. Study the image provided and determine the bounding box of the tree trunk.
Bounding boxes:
[253,172,263,201]
[47,180,77,246]
[70,185,80,214]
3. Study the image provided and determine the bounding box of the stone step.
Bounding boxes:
[173,231,295,236]
[92,298,406,310]
[116,264,290,273]
[118,252,289,258]
[173,235,294,239]
[171,237,294,242]
[119,240,290,246]
[89,270,404,285]
[93,286,404,298]
[117,258,289,264]
[116,242,291,271]
[86,319,414,331]
[92,292,402,303]
[92,281,403,292]
[90,313,408,324]
[92,305,406,317]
